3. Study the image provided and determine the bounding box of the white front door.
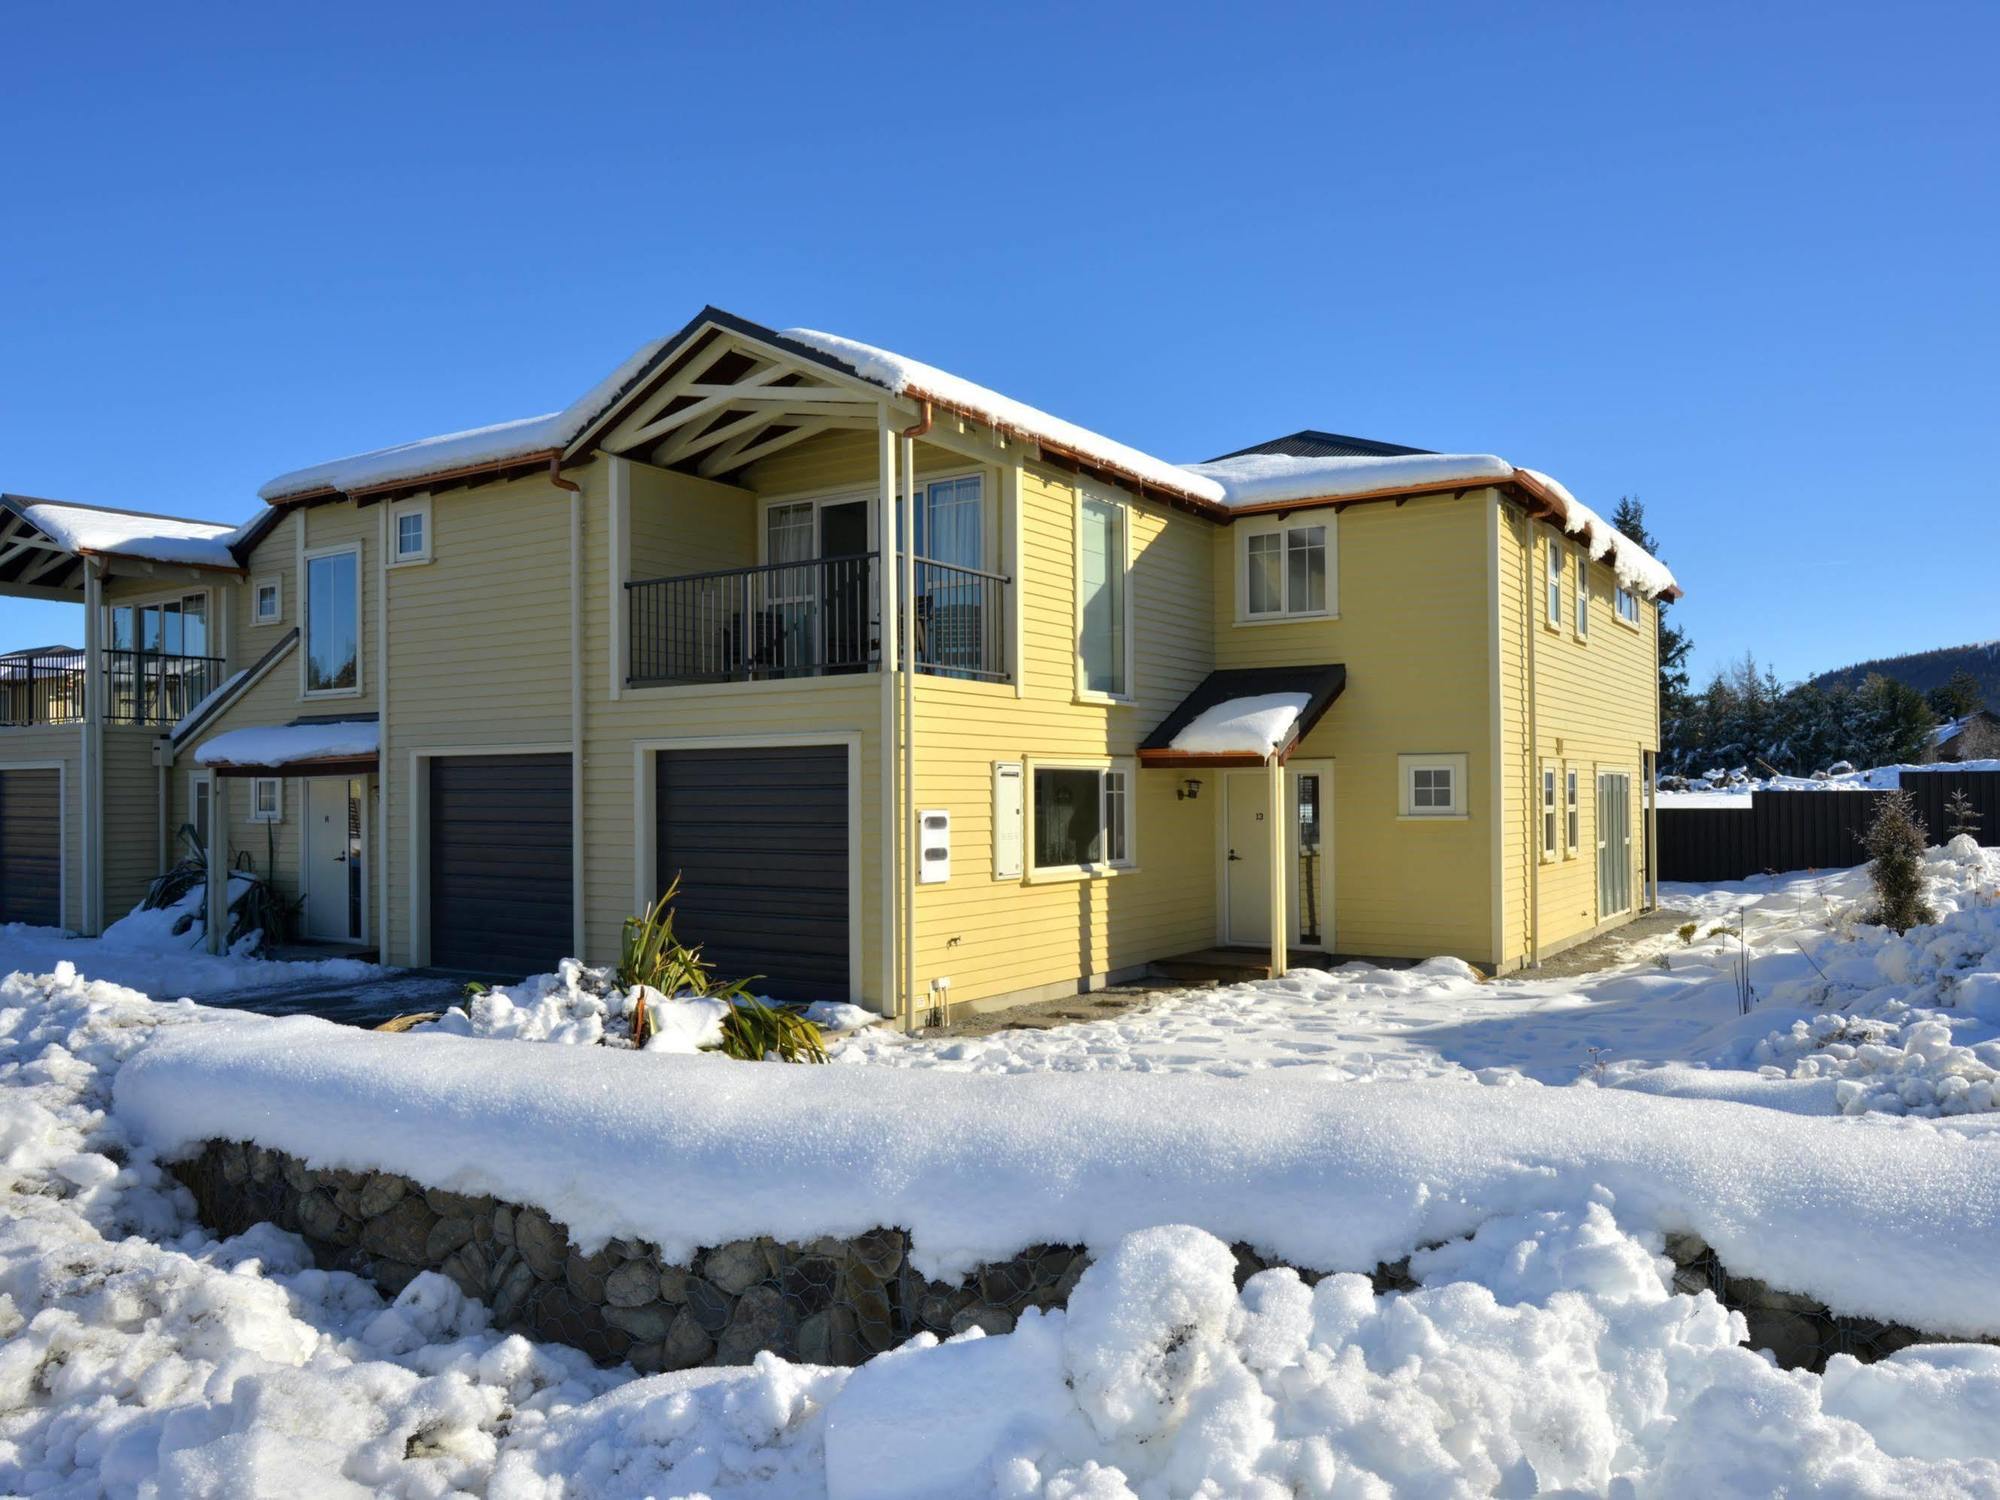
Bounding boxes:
[1223,763,1333,950]
[305,777,363,942]
[1224,771,1271,945]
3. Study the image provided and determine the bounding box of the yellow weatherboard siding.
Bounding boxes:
[907,464,1216,1010]
[1213,491,1498,961]
[1495,506,1660,965]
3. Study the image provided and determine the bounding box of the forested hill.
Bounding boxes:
[1813,641,2000,711]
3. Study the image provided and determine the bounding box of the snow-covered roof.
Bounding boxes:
[249,307,1678,599]
[256,336,679,503]
[2,495,240,570]
[193,720,379,769]
[1168,692,1312,757]
[778,328,1226,505]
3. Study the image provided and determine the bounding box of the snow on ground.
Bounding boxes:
[10,847,2000,1492]
[1660,757,2000,803]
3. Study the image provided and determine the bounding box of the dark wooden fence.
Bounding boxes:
[1657,770,2000,882]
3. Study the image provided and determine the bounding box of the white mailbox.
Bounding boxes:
[918,809,951,884]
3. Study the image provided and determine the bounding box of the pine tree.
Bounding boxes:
[1929,670,1985,723]
[1611,497,1693,721]
[1945,789,1982,842]
[1861,791,1934,932]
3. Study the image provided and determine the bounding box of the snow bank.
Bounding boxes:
[1179,450,1513,508]
[194,719,379,768]
[15,497,238,569]
[116,1018,2000,1333]
[781,327,1223,504]
[1167,692,1309,757]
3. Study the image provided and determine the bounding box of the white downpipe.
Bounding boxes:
[1267,754,1288,978]
[206,775,227,955]
[377,505,390,958]
[569,485,586,961]
[876,417,900,1024]
[1525,521,1542,967]
[900,434,918,1031]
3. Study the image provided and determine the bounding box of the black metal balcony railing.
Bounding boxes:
[0,650,227,728]
[625,553,1009,687]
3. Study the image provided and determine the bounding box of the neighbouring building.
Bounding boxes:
[0,308,1679,1021]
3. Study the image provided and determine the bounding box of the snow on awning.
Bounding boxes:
[1140,666,1346,767]
[194,719,379,776]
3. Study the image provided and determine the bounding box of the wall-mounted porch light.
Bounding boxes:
[1178,778,1203,801]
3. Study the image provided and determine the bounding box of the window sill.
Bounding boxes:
[303,686,364,701]
[1614,614,1644,632]
[1397,813,1469,822]
[388,556,433,570]
[1073,691,1136,708]
[1234,611,1337,628]
[1026,863,1137,884]
[251,617,283,628]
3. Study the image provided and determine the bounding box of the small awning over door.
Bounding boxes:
[1138,665,1347,768]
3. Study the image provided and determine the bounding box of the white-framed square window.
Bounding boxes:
[252,576,282,625]
[250,776,283,824]
[1541,763,1559,859]
[1545,541,1564,628]
[1565,766,1580,855]
[1239,515,1334,621]
[1616,585,1640,625]
[1574,550,1589,639]
[1398,753,1468,818]
[302,544,362,697]
[1076,486,1132,700]
[1029,760,1136,874]
[391,497,432,564]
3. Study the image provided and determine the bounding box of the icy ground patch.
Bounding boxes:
[12,968,2000,1496]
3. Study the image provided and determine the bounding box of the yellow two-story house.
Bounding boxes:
[1,308,1677,1022]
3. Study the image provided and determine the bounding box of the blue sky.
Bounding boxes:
[2,2,1993,683]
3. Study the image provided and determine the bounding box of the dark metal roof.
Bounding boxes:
[1138,665,1347,767]
[1205,429,1432,462]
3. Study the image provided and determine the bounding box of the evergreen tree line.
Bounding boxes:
[1608,499,1941,778]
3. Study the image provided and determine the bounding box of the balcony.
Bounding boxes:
[0,649,227,728]
[626,553,1009,687]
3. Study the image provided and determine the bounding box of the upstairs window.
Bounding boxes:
[1242,519,1331,619]
[1616,585,1640,624]
[304,548,360,695]
[1078,491,1129,698]
[253,578,282,625]
[1574,551,1589,638]
[1545,543,1563,628]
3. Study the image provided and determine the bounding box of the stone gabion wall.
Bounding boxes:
[174,1141,1959,1375]
[174,1141,1088,1371]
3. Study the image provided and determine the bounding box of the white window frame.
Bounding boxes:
[1615,585,1641,627]
[249,776,284,824]
[187,770,213,853]
[1236,513,1336,624]
[301,543,364,699]
[1574,549,1589,639]
[1074,483,1134,703]
[1541,762,1560,860]
[390,497,432,566]
[1027,758,1137,878]
[1397,752,1468,819]
[252,575,283,625]
[1545,541,1563,629]
[105,586,215,655]
[1565,766,1580,856]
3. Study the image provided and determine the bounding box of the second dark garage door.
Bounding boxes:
[429,753,573,976]
[0,767,61,928]
[655,744,849,1001]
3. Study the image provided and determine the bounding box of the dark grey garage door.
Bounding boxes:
[656,745,849,1002]
[0,768,61,927]
[429,754,572,976]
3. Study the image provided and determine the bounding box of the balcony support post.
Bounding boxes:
[206,775,229,955]
[82,561,104,933]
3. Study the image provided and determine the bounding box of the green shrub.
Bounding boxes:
[620,878,826,1063]
[1861,791,1934,933]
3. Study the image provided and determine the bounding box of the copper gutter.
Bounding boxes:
[547,454,581,493]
